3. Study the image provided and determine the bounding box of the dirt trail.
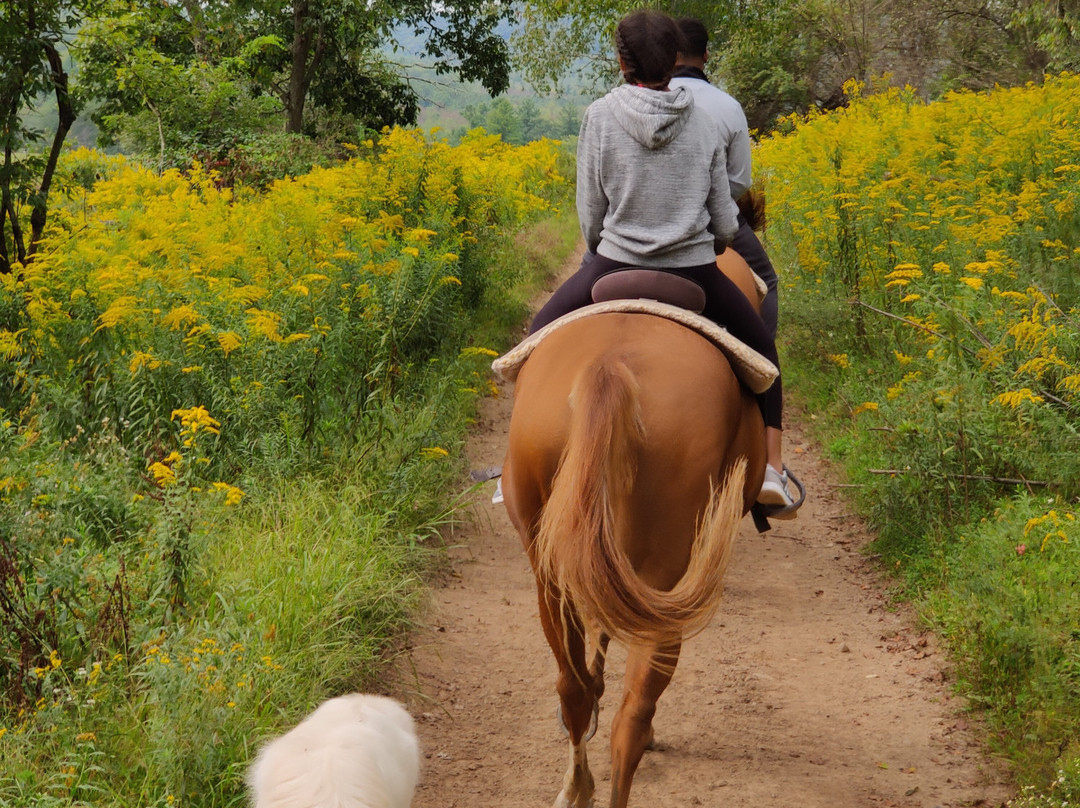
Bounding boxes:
[395,247,1014,808]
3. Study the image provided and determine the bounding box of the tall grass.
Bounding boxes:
[756,74,1080,798]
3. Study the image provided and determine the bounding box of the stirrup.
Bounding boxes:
[751,465,806,531]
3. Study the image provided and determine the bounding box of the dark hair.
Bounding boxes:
[615,10,687,88]
[676,17,709,60]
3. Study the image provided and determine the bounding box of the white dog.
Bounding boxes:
[248,694,420,808]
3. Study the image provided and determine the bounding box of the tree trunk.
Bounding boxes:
[286,0,311,133]
[27,42,75,263]
[1,109,24,275]
[285,0,327,134]
[0,3,37,275]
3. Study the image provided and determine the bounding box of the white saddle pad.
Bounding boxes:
[491,300,778,394]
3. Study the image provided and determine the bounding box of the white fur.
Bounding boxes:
[248,694,420,808]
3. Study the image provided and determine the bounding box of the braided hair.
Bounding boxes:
[614,10,687,90]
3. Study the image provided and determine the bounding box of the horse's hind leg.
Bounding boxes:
[607,641,682,808]
[584,631,611,729]
[536,579,598,808]
[560,631,608,742]
[589,632,610,686]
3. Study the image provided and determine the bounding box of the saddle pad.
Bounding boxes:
[492,300,779,394]
[751,271,768,301]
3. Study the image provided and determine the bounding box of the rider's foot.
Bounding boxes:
[757,464,796,509]
[491,477,504,505]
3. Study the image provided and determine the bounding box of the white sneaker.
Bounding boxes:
[491,478,504,505]
[757,464,795,508]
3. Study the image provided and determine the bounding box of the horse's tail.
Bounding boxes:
[533,358,745,649]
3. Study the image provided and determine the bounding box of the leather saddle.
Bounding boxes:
[590,267,707,312]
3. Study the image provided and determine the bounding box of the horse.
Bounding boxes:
[499,243,769,808]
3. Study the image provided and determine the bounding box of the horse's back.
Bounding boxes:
[718,246,764,311]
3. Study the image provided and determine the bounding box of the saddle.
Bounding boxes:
[591,268,708,313]
[492,267,778,394]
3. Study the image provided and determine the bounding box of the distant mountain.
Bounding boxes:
[390,18,516,57]
[388,19,592,141]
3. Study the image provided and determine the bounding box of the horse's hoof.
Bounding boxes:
[553,794,593,808]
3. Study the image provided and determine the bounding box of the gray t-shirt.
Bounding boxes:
[576,84,738,268]
[669,75,753,205]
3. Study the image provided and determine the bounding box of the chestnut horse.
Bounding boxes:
[500,247,768,808]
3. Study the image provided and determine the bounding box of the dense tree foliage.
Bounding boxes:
[513,0,1080,132]
[77,0,513,151]
[460,96,581,144]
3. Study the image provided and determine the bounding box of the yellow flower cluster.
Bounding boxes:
[15,132,553,349]
[756,72,1080,415]
[1023,508,1076,552]
[4,131,565,459]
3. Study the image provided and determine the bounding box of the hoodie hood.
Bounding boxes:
[605,84,694,150]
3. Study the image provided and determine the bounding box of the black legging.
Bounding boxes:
[530,252,783,429]
[730,214,779,339]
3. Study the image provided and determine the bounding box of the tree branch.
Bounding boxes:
[852,298,963,346]
[867,469,1052,487]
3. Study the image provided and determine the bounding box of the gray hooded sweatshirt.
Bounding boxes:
[576,83,737,268]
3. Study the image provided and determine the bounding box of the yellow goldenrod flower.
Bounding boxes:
[0,329,25,360]
[216,332,242,356]
[161,304,201,330]
[210,481,245,506]
[991,388,1044,409]
[376,211,405,233]
[245,308,284,343]
[128,350,165,373]
[171,406,221,435]
[150,462,177,486]
[406,228,438,243]
[460,346,499,358]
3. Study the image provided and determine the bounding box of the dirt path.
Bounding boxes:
[395,248,1014,808]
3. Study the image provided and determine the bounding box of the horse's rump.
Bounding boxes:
[505,313,763,649]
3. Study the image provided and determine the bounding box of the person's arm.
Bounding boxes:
[575,105,606,253]
[726,103,753,200]
[708,142,739,253]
